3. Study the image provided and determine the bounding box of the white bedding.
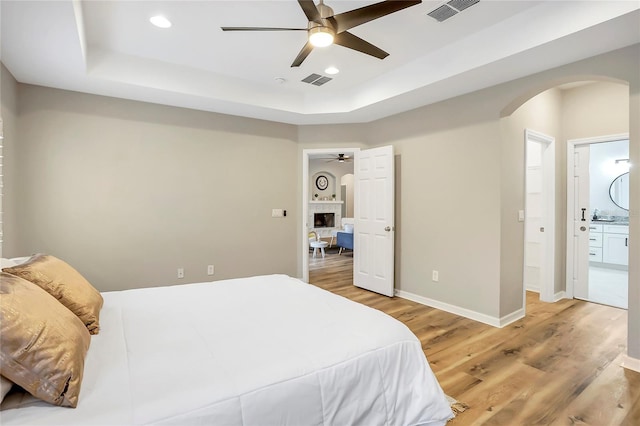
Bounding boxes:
[1,274,453,425]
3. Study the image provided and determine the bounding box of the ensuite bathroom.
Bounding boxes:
[587,139,629,309]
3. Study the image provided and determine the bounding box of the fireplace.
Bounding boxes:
[314,213,335,228]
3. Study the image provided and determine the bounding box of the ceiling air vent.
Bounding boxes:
[428,0,479,22]
[428,5,457,22]
[302,74,333,86]
[448,0,480,12]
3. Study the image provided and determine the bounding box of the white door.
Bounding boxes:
[572,145,591,300]
[524,130,555,302]
[354,145,395,297]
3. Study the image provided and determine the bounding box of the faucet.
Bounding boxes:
[592,209,599,220]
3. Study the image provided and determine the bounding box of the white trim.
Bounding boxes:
[621,354,640,373]
[565,133,629,300]
[554,291,567,302]
[301,148,360,283]
[525,285,540,293]
[500,308,526,328]
[395,289,525,328]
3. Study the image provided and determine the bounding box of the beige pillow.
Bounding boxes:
[0,272,91,407]
[3,254,103,334]
[0,375,13,403]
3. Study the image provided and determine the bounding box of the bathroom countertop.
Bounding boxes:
[591,220,629,226]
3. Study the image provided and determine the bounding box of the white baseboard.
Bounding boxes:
[394,289,524,328]
[554,291,567,302]
[499,307,525,327]
[621,354,640,373]
[525,285,540,293]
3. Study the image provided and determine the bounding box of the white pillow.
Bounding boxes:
[11,256,32,265]
[344,224,354,233]
[0,258,18,269]
[0,376,13,403]
[1,256,32,269]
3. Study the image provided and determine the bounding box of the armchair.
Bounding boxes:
[337,231,354,255]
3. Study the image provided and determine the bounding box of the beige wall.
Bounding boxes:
[628,74,639,360]
[1,64,19,258]
[562,82,630,140]
[11,85,299,291]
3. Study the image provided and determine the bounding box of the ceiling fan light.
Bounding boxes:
[309,27,334,48]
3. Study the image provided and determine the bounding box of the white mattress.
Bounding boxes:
[1,274,453,425]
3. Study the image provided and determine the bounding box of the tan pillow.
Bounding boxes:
[3,254,103,334]
[0,272,91,407]
[0,375,13,403]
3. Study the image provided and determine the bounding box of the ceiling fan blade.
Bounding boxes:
[298,0,322,23]
[329,0,422,33]
[333,31,388,60]
[291,42,314,67]
[221,27,308,31]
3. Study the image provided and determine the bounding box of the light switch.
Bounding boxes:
[518,210,525,222]
[272,209,284,218]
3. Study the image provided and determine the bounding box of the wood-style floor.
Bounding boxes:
[309,251,640,425]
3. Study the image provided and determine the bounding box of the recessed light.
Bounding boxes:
[150,15,172,29]
[325,66,339,75]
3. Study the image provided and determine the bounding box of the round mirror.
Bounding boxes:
[609,172,629,210]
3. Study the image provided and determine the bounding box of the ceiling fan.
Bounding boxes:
[324,154,352,163]
[221,0,422,67]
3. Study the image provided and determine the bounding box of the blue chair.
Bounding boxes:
[337,232,353,255]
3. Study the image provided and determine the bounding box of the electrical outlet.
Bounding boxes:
[207,265,214,275]
[177,268,184,279]
[432,270,439,282]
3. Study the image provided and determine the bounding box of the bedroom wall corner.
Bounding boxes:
[0,63,19,258]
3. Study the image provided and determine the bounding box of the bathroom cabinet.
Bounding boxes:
[589,223,628,266]
[588,224,603,262]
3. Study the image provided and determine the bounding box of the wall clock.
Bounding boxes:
[315,175,329,191]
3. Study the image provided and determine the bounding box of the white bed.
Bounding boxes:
[1,274,453,425]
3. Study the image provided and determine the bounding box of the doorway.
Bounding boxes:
[523,129,556,303]
[566,134,630,309]
[302,148,358,283]
[302,146,396,298]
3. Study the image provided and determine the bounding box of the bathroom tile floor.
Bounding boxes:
[588,266,628,309]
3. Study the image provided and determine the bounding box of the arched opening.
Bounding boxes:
[500,76,629,118]
[500,75,633,343]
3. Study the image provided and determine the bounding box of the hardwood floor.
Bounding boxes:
[309,252,640,425]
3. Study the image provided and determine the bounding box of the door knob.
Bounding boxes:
[540,227,545,232]
[384,226,391,232]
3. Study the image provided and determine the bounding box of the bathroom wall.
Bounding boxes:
[590,140,630,218]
